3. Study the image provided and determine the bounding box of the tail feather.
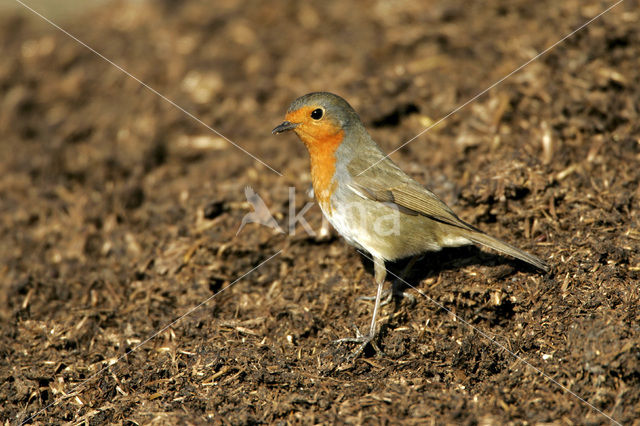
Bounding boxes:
[464,231,549,272]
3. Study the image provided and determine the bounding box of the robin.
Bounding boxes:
[273,92,548,358]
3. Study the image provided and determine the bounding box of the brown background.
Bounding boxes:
[1,0,638,423]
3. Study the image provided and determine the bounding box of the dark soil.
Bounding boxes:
[1,0,639,424]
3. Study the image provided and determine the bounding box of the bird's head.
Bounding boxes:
[272,92,359,149]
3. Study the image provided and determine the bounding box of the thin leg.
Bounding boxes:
[367,256,386,339]
[317,217,332,240]
[358,255,418,306]
[335,256,386,359]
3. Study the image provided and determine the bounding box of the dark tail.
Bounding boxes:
[464,231,549,272]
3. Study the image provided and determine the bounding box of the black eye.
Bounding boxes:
[310,108,323,120]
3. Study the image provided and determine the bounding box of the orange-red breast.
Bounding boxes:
[273,92,548,357]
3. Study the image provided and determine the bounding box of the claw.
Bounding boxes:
[334,325,384,359]
[393,290,416,306]
[333,324,364,342]
[358,288,415,307]
[357,289,392,304]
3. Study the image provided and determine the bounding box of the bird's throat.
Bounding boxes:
[303,130,343,213]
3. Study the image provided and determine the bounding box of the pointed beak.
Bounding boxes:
[272,121,299,135]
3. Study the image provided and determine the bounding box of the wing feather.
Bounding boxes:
[346,155,479,232]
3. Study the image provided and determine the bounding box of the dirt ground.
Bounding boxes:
[1,0,639,424]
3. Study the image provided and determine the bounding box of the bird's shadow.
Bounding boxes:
[357,245,546,298]
[351,246,548,358]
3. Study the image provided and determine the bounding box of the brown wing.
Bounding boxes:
[346,154,480,232]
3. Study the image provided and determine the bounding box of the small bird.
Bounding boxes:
[273,92,548,358]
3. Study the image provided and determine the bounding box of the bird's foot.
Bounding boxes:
[357,290,392,305]
[357,288,415,307]
[333,325,384,360]
[392,290,416,306]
